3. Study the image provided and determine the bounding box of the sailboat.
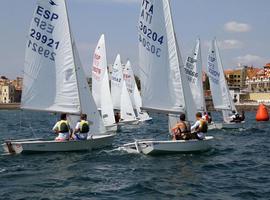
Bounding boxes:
[206,38,245,129]
[2,0,115,154]
[111,54,138,125]
[122,0,214,155]
[123,60,152,122]
[184,39,222,130]
[92,34,118,132]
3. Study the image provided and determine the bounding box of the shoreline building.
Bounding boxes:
[0,76,22,103]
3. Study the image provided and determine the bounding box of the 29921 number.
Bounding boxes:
[30,29,59,50]
[139,34,161,57]
[28,40,56,61]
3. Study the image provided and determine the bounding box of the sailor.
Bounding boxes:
[171,114,191,140]
[240,111,245,121]
[230,110,241,123]
[53,113,71,141]
[115,112,121,123]
[71,114,90,140]
[191,112,208,140]
[208,112,212,123]
[202,112,209,122]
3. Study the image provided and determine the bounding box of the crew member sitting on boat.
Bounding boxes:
[230,110,242,123]
[202,112,209,122]
[115,112,121,123]
[208,112,212,123]
[202,112,212,124]
[53,113,71,141]
[191,112,208,140]
[71,114,90,140]
[171,114,191,140]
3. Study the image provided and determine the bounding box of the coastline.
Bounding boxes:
[0,102,266,112]
[0,103,20,110]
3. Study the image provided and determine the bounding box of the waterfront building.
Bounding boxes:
[224,66,247,90]
[0,76,22,103]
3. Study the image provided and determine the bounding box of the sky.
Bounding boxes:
[0,0,270,79]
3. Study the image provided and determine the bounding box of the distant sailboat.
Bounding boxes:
[185,39,221,129]
[111,54,138,125]
[184,38,206,112]
[123,0,214,155]
[206,38,245,129]
[2,0,115,154]
[92,34,118,132]
[123,60,152,122]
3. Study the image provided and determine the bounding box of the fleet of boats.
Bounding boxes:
[1,0,245,155]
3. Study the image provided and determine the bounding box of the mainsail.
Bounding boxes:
[92,35,115,126]
[184,38,206,112]
[123,60,150,120]
[138,0,195,121]
[111,54,123,110]
[206,39,237,122]
[21,0,105,134]
[206,39,236,112]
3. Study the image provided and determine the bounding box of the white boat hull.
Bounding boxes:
[221,121,245,129]
[122,136,214,155]
[138,117,153,123]
[2,134,115,154]
[208,122,223,130]
[105,124,119,132]
[118,119,139,125]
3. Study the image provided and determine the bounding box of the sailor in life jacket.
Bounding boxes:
[171,113,191,140]
[52,113,71,141]
[72,114,90,140]
[191,112,208,140]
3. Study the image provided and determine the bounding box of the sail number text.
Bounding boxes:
[139,21,164,45]
[28,40,56,61]
[139,34,161,58]
[30,29,60,50]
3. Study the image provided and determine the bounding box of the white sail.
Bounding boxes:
[206,39,236,113]
[92,35,115,126]
[123,60,136,107]
[111,54,123,110]
[22,0,80,114]
[138,0,191,116]
[123,60,150,120]
[184,38,206,112]
[21,0,105,134]
[120,80,137,121]
[72,40,106,134]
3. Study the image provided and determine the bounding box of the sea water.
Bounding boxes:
[0,110,269,199]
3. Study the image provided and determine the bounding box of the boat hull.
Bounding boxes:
[105,124,119,132]
[208,122,223,130]
[122,136,214,155]
[138,117,153,123]
[2,134,115,154]
[118,119,139,125]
